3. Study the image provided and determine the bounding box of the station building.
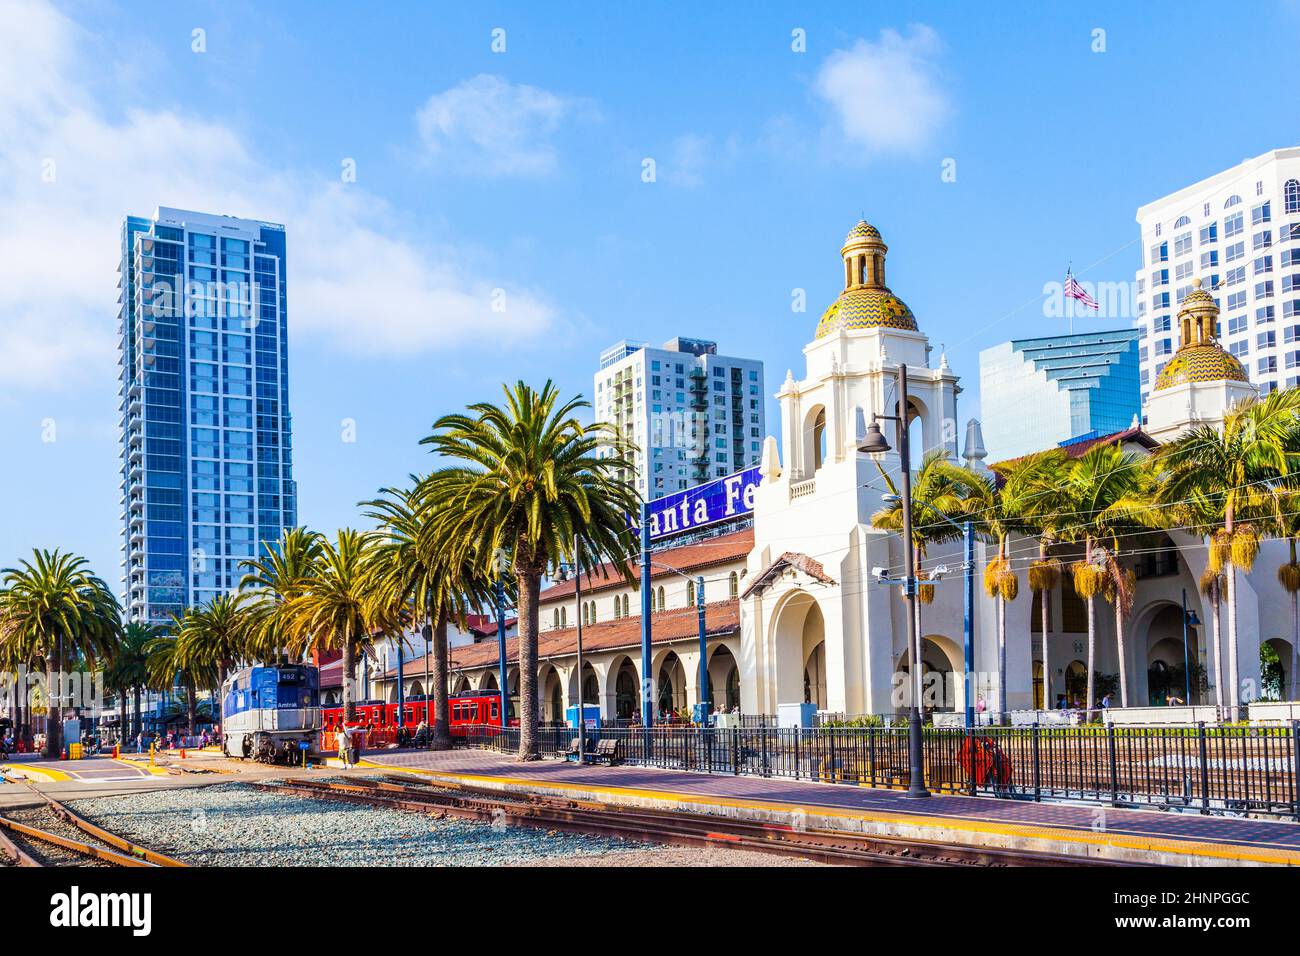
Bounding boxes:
[382,222,1296,721]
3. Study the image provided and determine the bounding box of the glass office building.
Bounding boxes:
[978,330,1140,462]
[119,207,296,624]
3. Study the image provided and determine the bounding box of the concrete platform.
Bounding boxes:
[361,747,1300,866]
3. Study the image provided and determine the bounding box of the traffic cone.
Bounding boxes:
[180,748,186,760]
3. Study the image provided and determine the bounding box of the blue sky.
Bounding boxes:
[1,0,1298,585]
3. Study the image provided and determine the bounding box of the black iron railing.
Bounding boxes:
[455,721,1300,820]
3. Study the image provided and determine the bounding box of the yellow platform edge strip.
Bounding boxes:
[386,764,1299,866]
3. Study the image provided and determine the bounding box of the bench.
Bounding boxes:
[591,738,622,766]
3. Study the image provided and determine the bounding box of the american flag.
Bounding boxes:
[1064,269,1099,310]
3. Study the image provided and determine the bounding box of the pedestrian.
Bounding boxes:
[338,725,352,768]
[1100,693,1111,710]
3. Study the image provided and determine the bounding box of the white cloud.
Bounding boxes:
[0,1,556,389]
[415,74,577,176]
[814,26,950,156]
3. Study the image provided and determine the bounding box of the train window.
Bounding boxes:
[491,702,499,720]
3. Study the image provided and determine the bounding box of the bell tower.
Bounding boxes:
[1145,279,1257,442]
[744,219,963,717]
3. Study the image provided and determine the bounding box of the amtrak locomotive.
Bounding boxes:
[221,663,321,763]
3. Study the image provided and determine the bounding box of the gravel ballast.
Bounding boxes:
[67,782,813,866]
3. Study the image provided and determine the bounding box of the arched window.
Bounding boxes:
[622,594,630,616]
[1224,194,1241,209]
[687,580,696,606]
[728,571,739,598]
[560,606,567,628]
[1285,179,1300,215]
[552,609,559,629]
[581,603,588,626]
[1174,215,1190,228]
[812,408,827,470]
[656,586,665,611]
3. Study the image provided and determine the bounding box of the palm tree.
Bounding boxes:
[104,621,157,740]
[171,594,251,721]
[0,550,121,757]
[1050,443,1148,717]
[870,450,970,710]
[364,481,493,750]
[1006,451,1071,711]
[279,530,396,723]
[421,381,640,760]
[144,628,214,736]
[945,452,1063,717]
[239,527,325,662]
[1155,389,1300,716]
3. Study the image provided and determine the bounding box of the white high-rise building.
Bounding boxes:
[594,337,764,499]
[1134,147,1300,414]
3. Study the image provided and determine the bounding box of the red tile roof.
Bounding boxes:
[990,428,1160,471]
[536,528,753,602]
[463,614,516,637]
[741,552,837,599]
[379,599,740,679]
[1055,427,1159,458]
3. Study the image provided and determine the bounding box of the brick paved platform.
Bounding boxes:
[361,747,1300,866]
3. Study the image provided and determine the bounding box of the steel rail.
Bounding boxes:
[10,778,188,867]
[0,814,155,867]
[258,774,1136,867]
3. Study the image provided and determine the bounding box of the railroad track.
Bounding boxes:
[0,784,187,868]
[257,773,1134,867]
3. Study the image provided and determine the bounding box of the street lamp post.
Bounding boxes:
[572,534,587,764]
[696,574,708,717]
[495,574,509,723]
[422,624,431,736]
[858,362,929,798]
[639,503,653,728]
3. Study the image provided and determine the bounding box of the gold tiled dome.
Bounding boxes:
[1152,277,1247,391]
[1154,346,1249,391]
[816,287,918,338]
[843,220,882,248]
[818,218,918,338]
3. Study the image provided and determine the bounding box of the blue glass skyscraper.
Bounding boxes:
[978,329,1141,463]
[119,208,296,624]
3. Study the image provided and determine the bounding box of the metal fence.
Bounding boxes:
[455,722,1300,820]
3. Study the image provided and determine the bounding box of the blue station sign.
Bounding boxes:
[642,467,762,542]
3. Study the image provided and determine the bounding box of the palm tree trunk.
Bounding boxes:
[44,649,60,758]
[1040,589,1050,711]
[1226,563,1240,719]
[1115,601,1128,708]
[517,569,540,761]
[431,609,451,750]
[997,594,1007,718]
[1209,580,1223,710]
[341,639,356,722]
[186,685,197,736]
[1085,597,1096,720]
[132,686,142,739]
[119,686,127,744]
